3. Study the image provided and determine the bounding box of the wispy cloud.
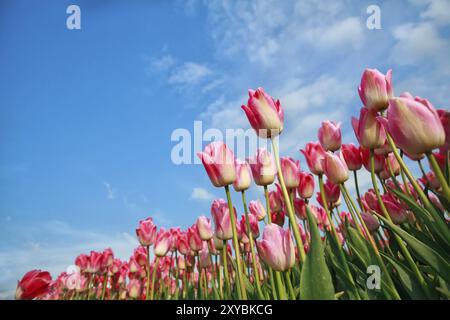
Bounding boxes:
[168,62,212,85]
[190,187,214,201]
[103,181,115,200]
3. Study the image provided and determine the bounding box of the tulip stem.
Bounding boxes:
[224,185,247,300]
[101,274,109,300]
[352,170,363,211]
[221,242,230,297]
[284,271,296,299]
[145,245,151,300]
[263,185,272,224]
[241,190,265,300]
[271,138,306,263]
[369,149,429,299]
[274,271,287,300]
[150,256,159,300]
[426,151,450,201]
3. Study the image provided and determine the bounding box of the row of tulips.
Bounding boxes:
[16,68,449,300]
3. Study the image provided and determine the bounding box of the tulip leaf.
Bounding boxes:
[300,206,335,300]
[376,212,450,284]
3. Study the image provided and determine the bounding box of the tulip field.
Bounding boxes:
[16,68,450,300]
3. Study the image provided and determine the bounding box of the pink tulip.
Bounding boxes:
[293,197,307,220]
[419,171,441,191]
[75,254,89,272]
[297,171,315,199]
[352,108,386,149]
[211,199,234,240]
[382,193,408,224]
[271,210,285,227]
[437,109,450,153]
[187,225,203,251]
[154,228,171,257]
[381,95,445,155]
[280,157,300,189]
[360,211,380,232]
[241,87,284,138]
[360,147,385,173]
[322,179,341,204]
[240,213,260,238]
[386,153,400,176]
[198,242,212,269]
[136,217,157,247]
[300,142,327,175]
[15,270,52,300]
[358,68,393,111]
[248,200,266,221]
[133,246,148,266]
[321,151,349,184]
[318,120,342,152]
[176,232,190,255]
[362,189,381,213]
[87,251,103,273]
[247,148,276,186]
[197,141,236,188]
[233,160,252,192]
[256,224,295,272]
[102,248,114,269]
[341,143,362,171]
[269,185,284,212]
[127,279,141,299]
[196,216,213,241]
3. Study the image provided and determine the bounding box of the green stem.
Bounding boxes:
[224,185,247,300]
[145,245,151,300]
[274,271,287,300]
[271,138,306,262]
[427,152,450,201]
[150,256,159,300]
[101,274,108,300]
[353,170,363,211]
[263,185,272,223]
[284,271,296,300]
[222,241,230,298]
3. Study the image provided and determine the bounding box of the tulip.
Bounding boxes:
[297,171,315,199]
[233,160,252,192]
[322,179,341,204]
[385,153,400,176]
[187,225,203,251]
[381,95,445,155]
[419,171,441,191]
[256,224,295,272]
[15,270,52,300]
[198,242,212,269]
[362,189,381,213]
[300,142,327,175]
[136,217,157,247]
[318,121,342,152]
[133,246,148,266]
[361,147,385,173]
[87,251,103,273]
[176,232,190,255]
[197,141,236,188]
[310,205,330,229]
[65,272,81,291]
[341,143,363,171]
[247,148,276,186]
[437,109,450,153]
[211,199,234,240]
[382,193,408,224]
[321,151,349,184]
[374,140,392,156]
[360,211,380,232]
[240,213,260,238]
[269,185,284,212]
[196,216,214,241]
[127,279,141,299]
[102,248,114,269]
[293,197,307,220]
[212,233,224,250]
[248,200,266,221]
[271,210,285,226]
[241,87,284,138]
[154,228,172,257]
[352,108,386,149]
[358,68,393,111]
[280,157,300,189]
[75,254,89,272]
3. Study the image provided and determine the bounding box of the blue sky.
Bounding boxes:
[0,0,449,297]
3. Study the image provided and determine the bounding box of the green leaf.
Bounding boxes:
[299,206,336,300]
[376,212,450,284]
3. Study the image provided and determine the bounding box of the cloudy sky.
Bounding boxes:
[0,0,449,298]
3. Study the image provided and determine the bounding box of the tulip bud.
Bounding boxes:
[300,142,327,175]
[280,157,300,189]
[15,270,52,300]
[154,228,171,257]
[361,211,380,232]
[321,151,349,184]
[242,87,284,138]
[318,121,342,151]
[197,141,236,188]
[341,143,362,171]
[297,171,315,199]
[382,193,408,224]
[358,68,393,111]
[211,199,234,240]
[136,217,157,247]
[248,200,266,221]
[233,160,252,192]
[240,213,260,239]
[127,279,141,299]
[187,225,203,251]
[360,147,385,173]
[196,216,214,241]
[293,197,307,220]
[247,148,276,186]
[256,224,295,272]
[352,108,386,149]
[382,96,445,155]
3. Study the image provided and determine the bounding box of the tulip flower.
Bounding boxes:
[297,171,315,199]
[352,108,386,149]
[293,197,307,220]
[233,160,252,192]
[247,148,276,186]
[241,87,284,138]
[136,217,157,247]
[382,193,408,224]
[318,121,342,152]
[187,225,203,251]
[271,210,285,226]
[15,270,52,300]
[127,279,141,299]
[211,199,234,240]
[176,232,190,255]
[322,179,341,204]
[87,251,103,273]
[197,141,236,187]
[361,147,385,173]
[280,157,300,189]
[437,109,450,153]
[269,186,284,212]
[75,254,89,272]
[196,216,213,241]
[360,211,380,232]
[256,224,295,272]
[154,228,172,257]
[419,171,441,191]
[248,200,266,221]
[300,142,326,175]
[102,248,114,269]
[358,68,393,111]
[240,213,260,238]
[341,143,362,171]
[381,95,445,155]
[133,246,148,266]
[321,151,349,184]
[198,242,212,269]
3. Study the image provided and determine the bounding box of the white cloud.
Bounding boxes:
[418,0,450,25]
[103,181,115,200]
[147,54,177,73]
[190,187,214,200]
[168,62,212,85]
